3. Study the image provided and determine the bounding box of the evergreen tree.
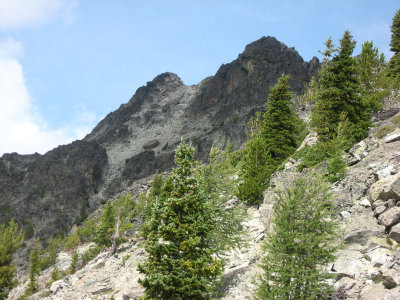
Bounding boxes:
[358,41,385,112]
[237,75,300,205]
[138,141,243,299]
[237,113,274,205]
[297,76,319,106]
[388,9,400,77]
[94,202,115,246]
[27,242,40,294]
[256,174,339,299]
[311,31,368,141]
[69,250,78,274]
[358,41,385,94]
[261,74,298,162]
[0,220,24,300]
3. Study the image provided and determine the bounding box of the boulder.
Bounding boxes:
[360,198,371,208]
[382,268,400,288]
[142,139,160,149]
[372,199,388,210]
[340,211,351,219]
[365,248,391,267]
[378,207,400,228]
[368,173,400,204]
[342,214,385,245]
[388,199,398,208]
[374,205,388,217]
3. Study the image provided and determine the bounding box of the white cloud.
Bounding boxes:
[0,0,76,30]
[0,38,98,155]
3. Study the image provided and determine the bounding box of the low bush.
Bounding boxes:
[376,125,395,138]
[81,245,103,266]
[393,115,400,127]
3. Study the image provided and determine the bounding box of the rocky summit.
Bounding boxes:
[0,36,318,239]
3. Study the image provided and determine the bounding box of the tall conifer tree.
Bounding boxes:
[138,142,223,299]
[0,220,24,300]
[256,175,339,299]
[261,74,298,162]
[311,31,368,141]
[388,9,400,77]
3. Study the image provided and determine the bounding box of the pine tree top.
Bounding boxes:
[390,9,400,53]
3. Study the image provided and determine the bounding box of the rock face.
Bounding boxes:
[0,141,107,238]
[0,36,319,239]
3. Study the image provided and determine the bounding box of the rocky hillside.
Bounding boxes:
[0,36,319,239]
[8,96,400,300]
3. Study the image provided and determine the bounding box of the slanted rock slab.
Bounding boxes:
[385,133,400,143]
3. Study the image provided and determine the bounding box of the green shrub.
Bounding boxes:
[23,221,34,240]
[161,142,168,150]
[122,255,130,266]
[77,219,97,242]
[327,153,347,183]
[94,202,115,246]
[63,231,80,251]
[232,115,239,124]
[112,194,136,235]
[294,144,326,171]
[51,267,61,281]
[376,125,395,138]
[39,236,61,271]
[81,245,103,266]
[69,250,78,274]
[393,115,400,127]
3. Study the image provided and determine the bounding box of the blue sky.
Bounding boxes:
[0,0,398,155]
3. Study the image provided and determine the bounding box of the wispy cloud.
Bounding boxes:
[0,1,99,155]
[0,37,98,155]
[0,0,76,30]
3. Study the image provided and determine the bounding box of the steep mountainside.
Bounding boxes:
[9,98,400,300]
[0,36,319,239]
